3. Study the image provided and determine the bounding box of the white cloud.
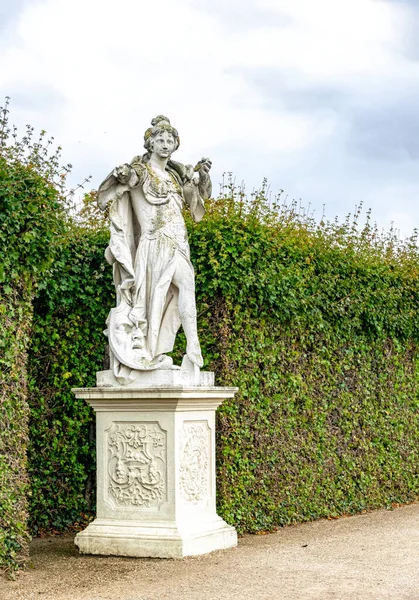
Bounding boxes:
[0,0,418,235]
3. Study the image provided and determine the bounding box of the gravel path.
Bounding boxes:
[2,503,419,600]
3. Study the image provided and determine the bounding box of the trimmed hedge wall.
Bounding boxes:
[28,225,112,532]
[0,153,67,574]
[27,191,419,534]
[0,285,31,574]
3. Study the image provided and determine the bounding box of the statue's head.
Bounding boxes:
[144,115,180,157]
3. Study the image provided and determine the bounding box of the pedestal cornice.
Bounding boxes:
[72,386,238,412]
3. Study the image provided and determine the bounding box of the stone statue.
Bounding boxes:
[97,115,212,382]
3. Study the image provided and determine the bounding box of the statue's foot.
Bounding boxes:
[155,355,173,369]
[186,342,203,368]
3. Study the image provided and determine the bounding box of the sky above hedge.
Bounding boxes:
[1,0,419,237]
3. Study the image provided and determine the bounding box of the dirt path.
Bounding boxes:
[2,503,419,600]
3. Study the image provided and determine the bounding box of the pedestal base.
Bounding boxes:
[72,383,238,559]
[96,366,214,388]
[75,516,237,558]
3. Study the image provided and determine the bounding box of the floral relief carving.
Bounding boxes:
[179,421,210,504]
[107,422,166,508]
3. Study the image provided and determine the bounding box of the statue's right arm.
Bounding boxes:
[113,163,139,186]
[97,163,143,212]
[97,158,146,211]
[129,156,147,185]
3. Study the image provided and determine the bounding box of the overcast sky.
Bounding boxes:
[1,0,419,236]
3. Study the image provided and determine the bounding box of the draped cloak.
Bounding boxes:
[97,155,210,382]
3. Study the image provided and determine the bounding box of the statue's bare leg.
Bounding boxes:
[172,258,203,367]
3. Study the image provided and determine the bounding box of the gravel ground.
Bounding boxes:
[2,503,419,600]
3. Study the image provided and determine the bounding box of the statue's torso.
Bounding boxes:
[130,165,189,251]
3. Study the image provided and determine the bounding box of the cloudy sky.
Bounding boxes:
[1,0,419,236]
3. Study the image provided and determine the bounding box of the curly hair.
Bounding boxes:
[143,115,180,153]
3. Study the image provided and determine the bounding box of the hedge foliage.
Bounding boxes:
[0,99,69,574]
[16,107,419,569]
[0,282,31,575]
[27,184,419,535]
[28,223,112,532]
[0,157,67,573]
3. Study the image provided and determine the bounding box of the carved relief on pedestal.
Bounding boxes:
[179,421,211,504]
[106,422,166,508]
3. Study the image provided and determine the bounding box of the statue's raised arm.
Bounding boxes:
[97,115,212,384]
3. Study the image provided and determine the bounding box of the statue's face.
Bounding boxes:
[150,131,175,159]
[113,313,135,357]
[108,304,147,368]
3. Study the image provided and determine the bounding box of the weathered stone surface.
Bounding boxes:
[73,116,236,559]
[98,115,212,383]
[73,385,237,558]
[96,369,215,388]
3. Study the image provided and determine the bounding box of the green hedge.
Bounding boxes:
[28,225,112,532]
[0,285,31,575]
[0,99,70,574]
[27,190,419,534]
[0,153,67,573]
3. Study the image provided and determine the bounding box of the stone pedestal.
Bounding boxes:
[72,376,238,558]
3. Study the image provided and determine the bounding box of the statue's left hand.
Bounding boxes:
[197,157,212,178]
